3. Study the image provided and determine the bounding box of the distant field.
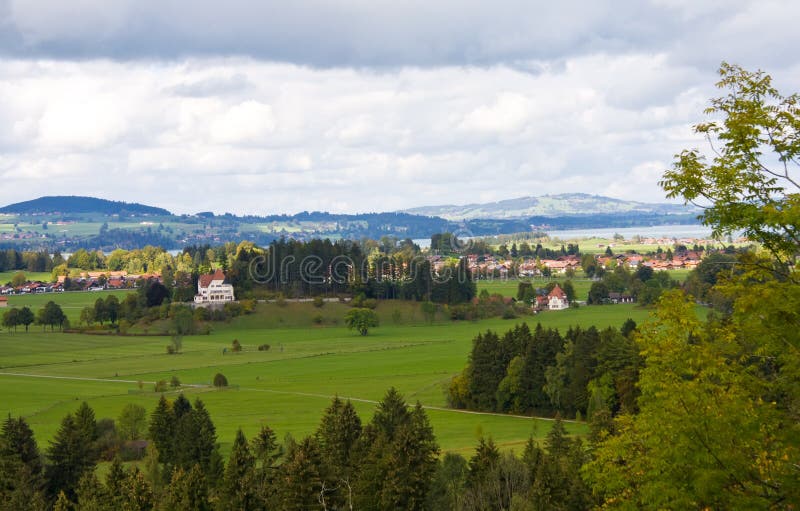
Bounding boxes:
[0,270,54,284]
[478,278,594,301]
[478,270,691,301]
[3,289,134,321]
[0,301,654,457]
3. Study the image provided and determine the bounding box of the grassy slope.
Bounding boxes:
[0,300,652,456]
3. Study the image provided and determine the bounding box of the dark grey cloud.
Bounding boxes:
[0,0,743,68]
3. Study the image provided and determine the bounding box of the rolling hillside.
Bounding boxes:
[403,193,696,220]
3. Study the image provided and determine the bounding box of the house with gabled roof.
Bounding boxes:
[547,284,569,310]
[194,269,235,305]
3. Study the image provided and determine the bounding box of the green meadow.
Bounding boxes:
[3,289,135,322]
[0,298,655,457]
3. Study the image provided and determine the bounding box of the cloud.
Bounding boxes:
[0,1,796,217]
[0,0,786,70]
[0,54,727,215]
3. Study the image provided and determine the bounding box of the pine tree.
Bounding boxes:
[45,412,98,501]
[0,415,46,508]
[164,465,210,511]
[121,468,154,511]
[317,397,362,478]
[279,437,324,511]
[74,472,109,511]
[148,396,173,466]
[104,458,126,509]
[219,429,258,511]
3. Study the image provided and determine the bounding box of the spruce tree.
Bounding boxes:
[219,429,258,511]
[148,396,173,466]
[164,465,210,511]
[45,412,98,500]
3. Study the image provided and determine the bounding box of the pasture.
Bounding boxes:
[3,289,135,322]
[0,300,654,457]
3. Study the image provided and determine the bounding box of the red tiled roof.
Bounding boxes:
[548,284,566,299]
[199,268,227,288]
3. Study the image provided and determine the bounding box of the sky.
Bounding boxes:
[0,0,798,215]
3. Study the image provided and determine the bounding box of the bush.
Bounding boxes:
[154,379,168,392]
[312,314,324,325]
[362,298,378,309]
[312,296,325,308]
[170,375,181,388]
[231,339,242,352]
[258,344,271,351]
[240,299,256,313]
[213,373,228,388]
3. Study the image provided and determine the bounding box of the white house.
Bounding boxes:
[194,269,235,304]
[547,284,569,310]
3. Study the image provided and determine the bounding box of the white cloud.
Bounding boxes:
[209,100,276,145]
[0,0,796,216]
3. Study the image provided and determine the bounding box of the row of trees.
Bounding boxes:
[3,301,67,332]
[0,389,587,510]
[449,321,640,418]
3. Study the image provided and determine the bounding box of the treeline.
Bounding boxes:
[585,263,678,305]
[3,301,67,332]
[0,249,62,273]
[237,238,477,304]
[0,389,592,510]
[449,321,640,418]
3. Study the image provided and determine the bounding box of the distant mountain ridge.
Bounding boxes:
[402,193,695,220]
[0,196,172,216]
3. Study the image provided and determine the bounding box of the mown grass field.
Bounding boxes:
[478,270,691,301]
[0,270,54,285]
[3,289,135,322]
[0,299,655,457]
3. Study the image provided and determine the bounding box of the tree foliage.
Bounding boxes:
[344,307,379,336]
[662,62,800,266]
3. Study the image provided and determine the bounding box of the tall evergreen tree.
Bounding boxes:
[45,411,98,501]
[219,429,258,511]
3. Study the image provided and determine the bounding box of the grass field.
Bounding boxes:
[3,289,135,322]
[478,270,691,301]
[0,270,54,285]
[0,299,654,457]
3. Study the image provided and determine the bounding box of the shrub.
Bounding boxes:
[170,375,181,388]
[258,344,271,351]
[502,308,517,319]
[154,379,168,392]
[232,339,242,352]
[213,373,228,388]
[362,298,378,309]
[312,314,324,325]
[240,299,256,313]
[312,296,325,308]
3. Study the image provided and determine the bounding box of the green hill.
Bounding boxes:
[0,196,171,216]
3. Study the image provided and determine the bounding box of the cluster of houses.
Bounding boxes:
[1,268,235,307]
[463,250,705,278]
[0,270,163,298]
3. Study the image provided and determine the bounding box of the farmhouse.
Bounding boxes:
[194,268,235,304]
[547,284,569,310]
[0,296,7,308]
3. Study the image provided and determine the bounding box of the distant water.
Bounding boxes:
[544,224,715,240]
[414,224,720,248]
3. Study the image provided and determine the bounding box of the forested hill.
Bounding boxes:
[403,193,696,221]
[0,196,172,216]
